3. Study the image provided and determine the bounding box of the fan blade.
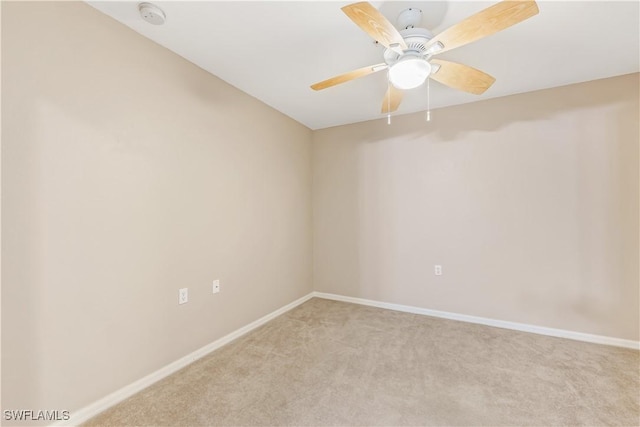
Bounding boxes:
[430,59,496,95]
[342,2,407,55]
[425,0,539,54]
[381,85,404,113]
[311,63,388,91]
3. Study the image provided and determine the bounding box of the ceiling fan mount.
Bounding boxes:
[396,7,424,29]
[310,1,539,114]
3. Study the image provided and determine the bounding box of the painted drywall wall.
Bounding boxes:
[313,73,639,341]
[0,0,3,415]
[1,1,312,421]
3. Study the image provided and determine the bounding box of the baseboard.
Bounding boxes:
[56,292,315,426]
[313,292,640,350]
[53,290,637,426]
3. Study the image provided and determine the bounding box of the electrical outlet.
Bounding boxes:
[434,265,442,276]
[212,279,220,294]
[179,288,188,304]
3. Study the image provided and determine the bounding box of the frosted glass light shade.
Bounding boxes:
[389,56,431,90]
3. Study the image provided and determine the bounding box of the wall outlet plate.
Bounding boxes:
[212,280,220,294]
[434,265,442,276]
[179,288,188,304]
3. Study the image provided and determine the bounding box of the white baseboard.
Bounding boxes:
[313,292,640,350]
[57,292,315,427]
[56,290,638,426]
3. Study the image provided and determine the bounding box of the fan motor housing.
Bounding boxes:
[383,27,434,65]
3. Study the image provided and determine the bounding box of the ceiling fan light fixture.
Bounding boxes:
[388,55,431,90]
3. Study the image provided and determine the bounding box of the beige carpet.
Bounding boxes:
[85,298,639,426]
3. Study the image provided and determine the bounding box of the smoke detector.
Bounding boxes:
[138,3,166,25]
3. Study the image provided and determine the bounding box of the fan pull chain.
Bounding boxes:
[425,78,431,122]
[387,78,391,125]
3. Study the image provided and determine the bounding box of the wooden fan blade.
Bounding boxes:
[311,63,388,91]
[342,2,407,55]
[425,0,539,54]
[430,59,496,95]
[381,85,404,113]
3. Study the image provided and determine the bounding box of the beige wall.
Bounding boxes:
[1,1,312,419]
[313,73,639,341]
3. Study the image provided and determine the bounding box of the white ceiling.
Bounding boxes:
[87,1,639,130]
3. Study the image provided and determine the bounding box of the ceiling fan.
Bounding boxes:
[310,0,539,114]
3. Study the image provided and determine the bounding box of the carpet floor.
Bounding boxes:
[85,297,639,426]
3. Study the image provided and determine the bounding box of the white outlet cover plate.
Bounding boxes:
[434,265,442,276]
[179,288,188,304]
[212,280,220,294]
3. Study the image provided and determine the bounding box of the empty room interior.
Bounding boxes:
[1,1,639,426]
